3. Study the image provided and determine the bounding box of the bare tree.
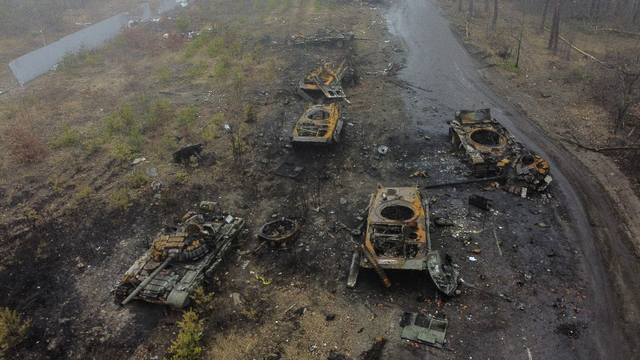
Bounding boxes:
[591,50,640,131]
[548,0,562,53]
[492,0,499,30]
[539,0,551,32]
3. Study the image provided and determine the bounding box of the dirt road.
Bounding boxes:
[387,0,640,358]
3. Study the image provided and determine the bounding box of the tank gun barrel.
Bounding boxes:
[121,254,177,306]
[423,175,507,189]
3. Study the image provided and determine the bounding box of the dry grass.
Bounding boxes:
[1,116,48,164]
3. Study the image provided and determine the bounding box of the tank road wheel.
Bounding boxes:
[336,40,345,47]
[113,282,136,304]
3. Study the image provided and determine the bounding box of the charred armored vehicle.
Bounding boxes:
[449,109,521,177]
[347,185,459,296]
[297,60,349,102]
[113,202,245,308]
[292,103,343,145]
[288,27,355,48]
[449,109,552,194]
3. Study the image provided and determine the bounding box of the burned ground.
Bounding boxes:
[0,0,639,359]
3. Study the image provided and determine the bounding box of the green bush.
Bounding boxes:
[175,15,190,34]
[190,286,215,315]
[129,170,150,189]
[168,310,204,360]
[158,65,170,83]
[110,187,131,211]
[186,62,207,81]
[176,105,199,126]
[0,308,31,357]
[51,126,80,148]
[499,59,521,74]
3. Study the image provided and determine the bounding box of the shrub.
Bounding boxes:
[186,62,207,82]
[190,286,215,315]
[158,65,170,83]
[129,170,150,189]
[175,15,190,34]
[0,308,31,357]
[176,105,199,126]
[110,187,130,211]
[168,310,204,360]
[51,126,80,148]
[3,122,48,164]
[499,59,521,74]
[72,185,94,204]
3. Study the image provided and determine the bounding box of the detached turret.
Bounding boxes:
[113,202,245,308]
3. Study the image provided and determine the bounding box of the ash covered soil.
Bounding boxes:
[1,0,639,359]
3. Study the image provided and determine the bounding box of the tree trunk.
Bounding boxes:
[469,0,475,17]
[548,0,561,53]
[459,0,463,12]
[485,0,490,13]
[540,0,551,31]
[492,0,499,29]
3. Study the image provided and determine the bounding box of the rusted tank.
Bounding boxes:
[113,202,245,308]
[449,109,552,194]
[292,103,343,145]
[449,109,521,177]
[347,185,459,296]
[297,60,349,102]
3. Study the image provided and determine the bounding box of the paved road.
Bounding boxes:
[386,0,639,358]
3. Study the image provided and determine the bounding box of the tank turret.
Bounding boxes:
[113,202,245,308]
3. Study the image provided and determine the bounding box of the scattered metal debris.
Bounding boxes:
[400,312,448,348]
[172,143,204,163]
[288,27,355,47]
[347,185,459,296]
[113,203,245,308]
[426,250,460,296]
[292,103,344,145]
[468,194,492,210]
[273,163,304,178]
[258,218,301,247]
[297,60,349,102]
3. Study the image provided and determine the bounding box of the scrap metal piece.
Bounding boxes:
[173,143,204,163]
[113,204,245,308]
[258,218,301,247]
[469,194,492,210]
[297,60,348,102]
[273,163,304,178]
[426,250,459,296]
[400,312,448,348]
[292,103,343,145]
[288,27,355,48]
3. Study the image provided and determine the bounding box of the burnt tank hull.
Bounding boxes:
[114,206,245,308]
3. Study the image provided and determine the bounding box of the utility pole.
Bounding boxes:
[40,30,46,46]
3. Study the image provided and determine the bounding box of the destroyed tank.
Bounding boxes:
[449,109,552,195]
[113,202,245,308]
[292,103,343,146]
[347,185,459,296]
